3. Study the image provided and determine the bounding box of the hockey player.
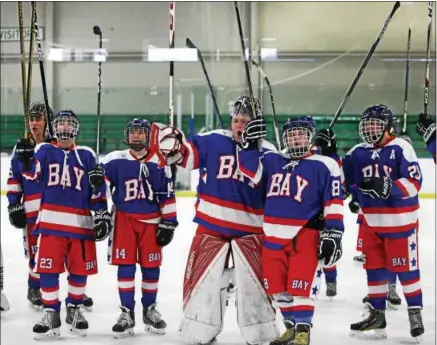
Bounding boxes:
[311,141,344,302]
[316,126,403,309]
[99,118,177,338]
[7,102,48,310]
[153,95,280,345]
[238,116,344,345]
[7,102,94,312]
[316,105,424,340]
[416,112,436,162]
[1,245,10,314]
[15,110,111,338]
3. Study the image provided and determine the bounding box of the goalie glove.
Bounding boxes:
[318,228,343,267]
[8,203,26,229]
[241,118,266,149]
[156,220,177,247]
[359,176,392,199]
[150,123,187,166]
[93,210,111,241]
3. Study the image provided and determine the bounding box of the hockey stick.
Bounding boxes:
[402,27,412,133]
[186,37,223,129]
[32,1,53,137]
[18,2,28,136]
[423,2,433,114]
[329,1,401,128]
[169,1,175,127]
[168,2,178,184]
[93,25,103,161]
[234,2,262,150]
[251,60,282,150]
[25,5,36,115]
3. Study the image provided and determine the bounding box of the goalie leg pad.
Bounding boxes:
[231,235,279,344]
[178,233,231,344]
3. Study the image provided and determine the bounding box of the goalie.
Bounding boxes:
[152,95,279,344]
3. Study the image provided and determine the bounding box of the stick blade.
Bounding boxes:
[185,37,196,49]
[393,1,401,11]
[93,25,101,36]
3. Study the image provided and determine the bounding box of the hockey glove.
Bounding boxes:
[88,165,105,191]
[318,228,343,267]
[93,210,111,241]
[416,112,436,144]
[313,128,337,155]
[156,220,177,247]
[241,118,266,150]
[359,176,392,199]
[15,138,35,170]
[8,203,26,229]
[348,198,360,214]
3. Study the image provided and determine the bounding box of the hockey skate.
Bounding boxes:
[408,307,424,341]
[269,320,295,345]
[293,323,311,345]
[387,284,402,310]
[82,294,94,312]
[143,303,166,334]
[326,282,337,301]
[350,303,387,339]
[65,304,88,336]
[33,308,61,339]
[27,287,43,311]
[112,306,135,339]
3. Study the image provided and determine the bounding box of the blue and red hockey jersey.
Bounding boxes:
[21,142,107,240]
[343,137,422,234]
[238,150,344,248]
[102,149,177,224]
[7,146,42,228]
[179,129,276,237]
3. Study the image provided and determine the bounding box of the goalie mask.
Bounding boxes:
[124,118,151,151]
[229,94,262,119]
[359,104,395,145]
[283,116,316,158]
[229,94,262,142]
[53,110,80,141]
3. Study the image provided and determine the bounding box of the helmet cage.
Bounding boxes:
[53,111,79,141]
[283,123,315,158]
[359,117,387,144]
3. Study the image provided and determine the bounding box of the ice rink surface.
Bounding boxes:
[1,195,435,345]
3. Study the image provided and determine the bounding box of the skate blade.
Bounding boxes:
[69,327,87,337]
[113,328,134,339]
[28,302,44,311]
[413,335,423,344]
[326,292,336,301]
[144,324,165,335]
[350,329,387,339]
[33,328,61,340]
